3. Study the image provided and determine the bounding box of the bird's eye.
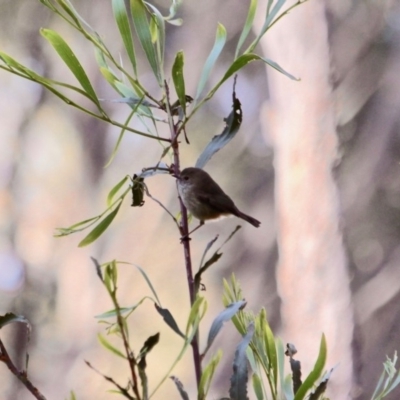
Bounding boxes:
[183,176,189,181]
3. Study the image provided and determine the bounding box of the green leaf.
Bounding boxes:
[246,0,287,53]
[131,263,162,305]
[78,202,122,247]
[294,334,327,400]
[0,51,93,101]
[205,53,297,104]
[40,29,101,109]
[262,309,278,390]
[146,2,166,71]
[198,350,223,400]
[172,51,187,114]
[130,0,160,83]
[235,0,258,59]
[195,23,227,101]
[252,373,264,400]
[107,176,128,206]
[105,110,137,168]
[98,333,126,358]
[195,92,242,169]
[186,296,206,337]
[95,297,152,319]
[112,0,137,75]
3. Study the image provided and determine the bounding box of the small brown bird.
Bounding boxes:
[177,167,260,231]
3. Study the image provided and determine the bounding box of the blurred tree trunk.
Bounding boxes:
[258,1,354,397]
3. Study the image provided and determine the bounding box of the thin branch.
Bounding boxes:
[0,339,47,400]
[143,184,180,229]
[163,80,202,387]
[111,294,142,400]
[85,361,135,400]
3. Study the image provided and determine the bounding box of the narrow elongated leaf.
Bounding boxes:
[78,202,122,247]
[0,51,91,99]
[203,300,247,356]
[172,51,186,114]
[252,373,264,400]
[198,350,223,400]
[40,29,101,107]
[235,0,258,59]
[205,53,297,104]
[119,263,162,305]
[246,0,287,53]
[166,0,183,20]
[98,333,126,359]
[145,3,166,70]
[112,0,137,75]
[170,376,190,400]
[155,304,185,338]
[186,296,206,336]
[262,309,278,389]
[130,0,160,82]
[107,176,128,206]
[308,367,336,400]
[195,94,242,169]
[195,23,226,101]
[229,323,255,400]
[104,109,136,168]
[294,334,327,400]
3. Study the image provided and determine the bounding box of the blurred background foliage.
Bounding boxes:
[0,0,400,399]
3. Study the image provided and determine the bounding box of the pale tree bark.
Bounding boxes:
[257,1,354,397]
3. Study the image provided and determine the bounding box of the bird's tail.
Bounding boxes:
[235,210,261,228]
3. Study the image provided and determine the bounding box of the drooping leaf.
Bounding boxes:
[112,0,137,75]
[229,323,255,400]
[40,29,102,109]
[78,201,122,247]
[155,304,185,338]
[205,53,298,105]
[170,376,190,400]
[195,93,242,169]
[203,300,247,357]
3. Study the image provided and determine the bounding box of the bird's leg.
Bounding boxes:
[180,221,204,242]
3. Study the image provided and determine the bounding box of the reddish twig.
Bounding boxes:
[164,80,202,387]
[0,338,47,400]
